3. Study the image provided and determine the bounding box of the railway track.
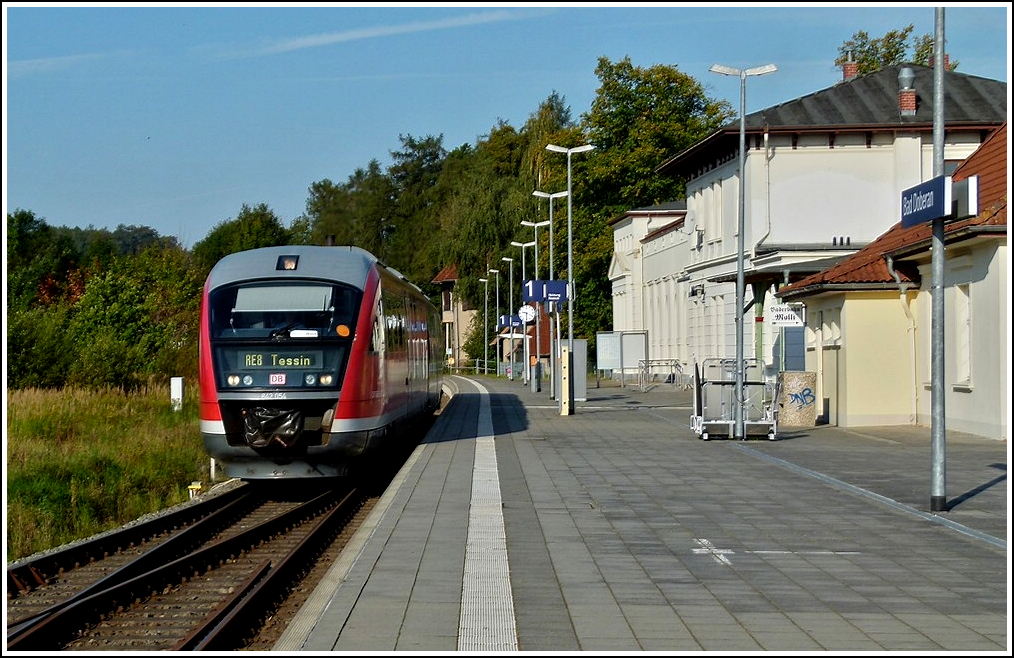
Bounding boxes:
[7,398,440,652]
[6,479,370,651]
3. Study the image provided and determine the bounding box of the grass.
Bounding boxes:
[5,382,214,563]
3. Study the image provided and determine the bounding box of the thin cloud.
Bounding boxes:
[7,52,108,79]
[206,8,543,59]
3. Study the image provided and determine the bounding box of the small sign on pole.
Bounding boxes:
[769,304,804,327]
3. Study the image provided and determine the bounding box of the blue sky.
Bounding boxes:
[4,3,1010,249]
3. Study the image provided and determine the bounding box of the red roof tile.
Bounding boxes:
[431,263,458,284]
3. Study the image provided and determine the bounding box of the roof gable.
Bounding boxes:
[608,251,630,282]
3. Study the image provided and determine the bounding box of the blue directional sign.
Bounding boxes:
[522,279,569,302]
[522,280,544,302]
[498,314,523,328]
[901,175,951,228]
[544,280,568,302]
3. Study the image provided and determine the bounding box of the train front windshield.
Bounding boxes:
[207,282,361,391]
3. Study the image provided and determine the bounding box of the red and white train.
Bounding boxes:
[199,245,442,479]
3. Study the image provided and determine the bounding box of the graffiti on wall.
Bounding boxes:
[789,387,816,411]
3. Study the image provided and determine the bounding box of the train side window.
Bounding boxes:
[371,302,385,354]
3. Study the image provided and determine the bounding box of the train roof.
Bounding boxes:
[206,245,380,291]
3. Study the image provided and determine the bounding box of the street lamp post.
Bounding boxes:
[545,143,594,415]
[478,277,489,374]
[532,190,567,400]
[488,267,500,376]
[521,217,549,393]
[501,256,514,380]
[709,62,777,440]
[511,239,536,385]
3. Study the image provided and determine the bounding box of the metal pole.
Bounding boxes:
[930,7,947,512]
[546,144,593,415]
[503,257,514,380]
[532,189,566,401]
[479,277,489,375]
[734,70,747,440]
[550,200,557,400]
[489,268,500,376]
[566,151,574,358]
[710,62,776,440]
[533,229,541,391]
[519,248,528,383]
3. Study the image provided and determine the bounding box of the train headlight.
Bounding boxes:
[304,374,317,386]
[242,375,254,386]
[227,374,240,386]
[319,374,334,386]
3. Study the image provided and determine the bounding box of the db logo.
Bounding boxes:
[269,373,286,385]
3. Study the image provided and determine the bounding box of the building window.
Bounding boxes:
[954,283,971,386]
[712,181,723,243]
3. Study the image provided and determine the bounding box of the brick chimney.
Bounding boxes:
[842,51,858,81]
[898,67,917,116]
[928,54,950,70]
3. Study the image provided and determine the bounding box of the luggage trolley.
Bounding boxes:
[690,358,777,440]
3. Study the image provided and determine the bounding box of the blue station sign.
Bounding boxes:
[522,279,569,302]
[901,175,951,228]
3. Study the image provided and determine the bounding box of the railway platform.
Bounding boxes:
[275,373,1008,652]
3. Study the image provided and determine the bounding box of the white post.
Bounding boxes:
[171,376,184,412]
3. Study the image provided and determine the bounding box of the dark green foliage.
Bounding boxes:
[305,162,396,253]
[583,56,734,210]
[7,208,81,310]
[6,216,203,390]
[835,24,956,75]
[6,304,77,389]
[190,202,290,271]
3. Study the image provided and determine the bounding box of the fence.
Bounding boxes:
[637,359,692,391]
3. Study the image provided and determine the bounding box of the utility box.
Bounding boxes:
[777,371,818,426]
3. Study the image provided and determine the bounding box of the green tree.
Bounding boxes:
[190,203,290,272]
[6,209,81,311]
[547,56,733,345]
[436,95,576,316]
[836,24,957,75]
[6,304,76,388]
[305,161,396,255]
[66,244,202,389]
[385,133,447,291]
[581,56,734,213]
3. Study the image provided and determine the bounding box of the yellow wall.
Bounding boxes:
[841,292,917,426]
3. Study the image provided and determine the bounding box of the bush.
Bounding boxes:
[5,384,212,562]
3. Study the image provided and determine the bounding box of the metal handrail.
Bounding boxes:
[637,359,690,391]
